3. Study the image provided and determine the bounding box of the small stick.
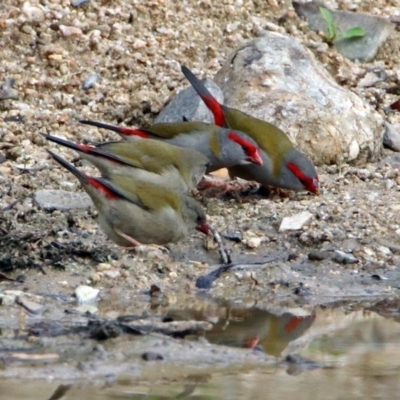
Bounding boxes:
[209,225,231,265]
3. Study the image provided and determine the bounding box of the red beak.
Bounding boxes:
[196,223,211,235]
[249,151,263,166]
[312,178,320,195]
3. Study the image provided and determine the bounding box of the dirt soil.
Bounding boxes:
[1,0,400,384]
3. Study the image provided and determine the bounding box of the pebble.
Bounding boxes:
[1,293,17,306]
[383,122,400,152]
[279,211,313,232]
[71,0,90,6]
[103,270,121,279]
[332,250,358,265]
[142,351,163,361]
[22,2,44,22]
[0,78,18,100]
[75,285,99,305]
[246,237,261,249]
[59,25,83,38]
[294,2,393,61]
[16,296,45,315]
[308,250,331,261]
[34,189,92,211]
[82,73,99,90]
[377,246,391,256]
[358,72,385,88]
[385,179,395,190]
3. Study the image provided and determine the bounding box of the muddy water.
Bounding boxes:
[1,305,400,400]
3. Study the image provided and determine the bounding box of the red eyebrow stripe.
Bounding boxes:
[227,132,250,147]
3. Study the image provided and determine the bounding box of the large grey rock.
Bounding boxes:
[383,122,400,152]
[155,78,223,123]
[214,33,384,165]
[34,189,92,211]
[293,1,394,62]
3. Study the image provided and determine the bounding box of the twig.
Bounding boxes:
[209,225,231,265]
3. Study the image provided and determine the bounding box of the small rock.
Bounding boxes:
[246,237,261,249]
[1,293,17,306]
[22,2,44,22]
[82,73,99,90]
[59,25,83,38]
[34,189,93,211]
[377,246,391,256]
[332,250,358,265]
[279,211,313,232]
[371,274,388,281]
[293,1,393,61]
[385,179,395,190]
[155,78,224,124]
[221,230,243,242]
[132,39,147,49]
[16,296,45,315]
[75,285,99,305]
[142,351,163,361]
[383,122,400,152]
[341,238,361,253]
[96,263,111,272]
[367,192,379,202]
[71,0,90,6]
[0,78,18,100]
[134,245,168,260]
[103,270,121,279]
[308,250,331,261]
[358,71,385,88]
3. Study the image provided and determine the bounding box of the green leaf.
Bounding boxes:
[319,7,336,41]
[339,26,366,39]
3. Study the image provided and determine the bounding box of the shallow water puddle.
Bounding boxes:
[1,303,400,399]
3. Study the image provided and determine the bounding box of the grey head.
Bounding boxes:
[217,128,263,169]
[280,148,319,194]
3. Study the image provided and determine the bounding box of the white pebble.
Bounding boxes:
[59,25,83,37]
[75,285,99,305]
[246,237,261,249]
[279,211,313,232]
[22,2,44,22]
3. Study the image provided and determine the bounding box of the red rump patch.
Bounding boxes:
[77,143,95,153]
[87,177,119,199]
[119,127,150,138]
[287,162,319,194]
[228,132,263,166]
[284,316,304,334]
[244,334,260,349]
[76,144,124,165]
[201,94,226,127]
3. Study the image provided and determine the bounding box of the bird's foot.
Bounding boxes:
[134,244,169,255]
[115,229,169,258]
[198,177,258,200]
